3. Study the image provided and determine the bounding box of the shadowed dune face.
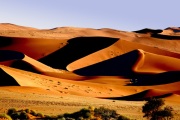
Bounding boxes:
[0,24,180,117]
[134,28,163,34]
[39,37,119,69]
[129,71,180,86]
[151,34,180,40]
[103,89,175,101]
[67,39,180,71]
[0,68,19,86]
[0,50,25,62]
[11,60,41,74]
[0,36,67,60]
[74,50,140,76]
[134,28,180,40]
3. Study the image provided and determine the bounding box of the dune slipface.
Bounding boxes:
[0,68,19,86]
[67,39,180,71]
[39,37,119,69]
[0,24,180,119]
[74,50,140,76]
[0,50,24,62]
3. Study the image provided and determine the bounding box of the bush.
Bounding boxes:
[94,107,119,120]
[25,108,30,113]
[37,112,44,117]
[64,108,91,119]
[30,109,37,116]
[0,113,12,120]
[142,98,174,120]
[7,108,17,116]
[4,107,130,120]
[19,111,28,119]
[118,115,130,120]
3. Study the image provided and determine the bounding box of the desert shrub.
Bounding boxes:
[94,107,119,120]
[64,108,91,119]
[142,98,174,120]
[25,108,30,113]
[57,117,66,120]
[30,109,37,116]
[19,111,28,119]
[151,106,174,120]
[0,113,12,120]
[36,112,44,117]
[5,107,130,120]
[44,115,58,119]
[10,112,21,119]
[118,115,130,120]
[7,108,17,116]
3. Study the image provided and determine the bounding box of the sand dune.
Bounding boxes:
[0,24,180,119]
[0,36,67,60]
[0,50,86,80]
[72,49,180,76]
[39,37,118,69]
[102,89,180,101]
[0,23,37,30]
[67,39,180,72]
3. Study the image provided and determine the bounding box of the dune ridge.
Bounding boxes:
[0,23,180,119]
[67,39,180,72]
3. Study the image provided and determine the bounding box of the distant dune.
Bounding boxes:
[0,23,180,119]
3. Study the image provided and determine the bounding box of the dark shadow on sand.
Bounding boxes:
[74,50,140,76]
[0,36,13,47]
[134,28,162,34]
[39,37,119,70]
[0,50,24,62]
[101,90,172,101]
[11,60,41,74]
[128,71,180,86]
[0,68,19,86]
[151,34,180,40]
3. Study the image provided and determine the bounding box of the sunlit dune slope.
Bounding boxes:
[161,27,180,36]
[0,23,37,30]
[0,36,67,60]
[39,37,118,69]
[0,50,86,80]
[73,49,180,76]
[67,39,180,71]
[103,89,180,101]
[0,23,134,39]
[0,24,180,118]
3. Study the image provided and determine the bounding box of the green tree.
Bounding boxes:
[142,98,174,120]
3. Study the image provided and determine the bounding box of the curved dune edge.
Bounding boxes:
[39,37,119,70]
[0,36,67,60]
[67,39,180,72]
[0,50,87,80]
[100,89,180,102]
[1,65,179,99]
[0,86,60,95]
[71,49,180,76]
[132,49,180,73]
[0,63,180,103]
[23,55,89,80]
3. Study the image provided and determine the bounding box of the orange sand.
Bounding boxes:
[0,23,180,119]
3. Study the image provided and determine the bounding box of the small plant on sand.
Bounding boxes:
[94,107,130,120]
[142,97,174,120]
[7,108,17,116]
[0,113,12,120]
[5,107,131,120]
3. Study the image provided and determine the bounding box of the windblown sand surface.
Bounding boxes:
[0,23,180,119]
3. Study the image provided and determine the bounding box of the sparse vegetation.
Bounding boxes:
[142,98,174,120]
[4,106,130,120]
[0,113,12,120]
